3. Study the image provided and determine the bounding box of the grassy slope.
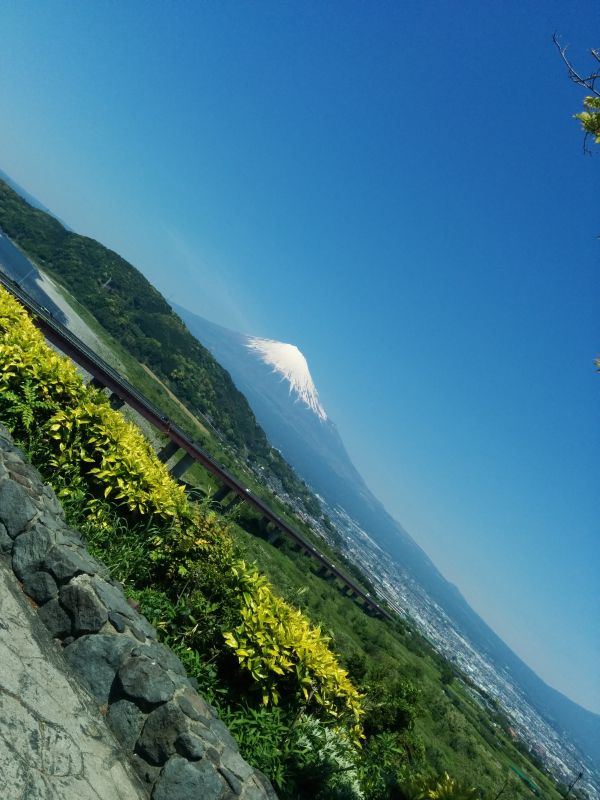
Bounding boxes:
[231,523,561,800]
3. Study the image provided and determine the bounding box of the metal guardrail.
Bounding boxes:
[0,272,392,621]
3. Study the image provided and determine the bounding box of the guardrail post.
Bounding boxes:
[169,452,195,480]
[88,377,106,390]
[222,495,242,514]
[109,393,125,410]
[211,485,232,504]
[157,440,180,463]
[267,528,280,545]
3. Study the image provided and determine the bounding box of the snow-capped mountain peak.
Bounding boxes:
[245,336,328,421]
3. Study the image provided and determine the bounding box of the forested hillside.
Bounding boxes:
[0,179,318,514]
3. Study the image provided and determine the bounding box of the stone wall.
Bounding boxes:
[0,425,277,800]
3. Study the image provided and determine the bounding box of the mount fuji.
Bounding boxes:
[175,304,600,776]
[171,307,391,531]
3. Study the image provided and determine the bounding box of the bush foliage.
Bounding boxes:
[0,284,362,731]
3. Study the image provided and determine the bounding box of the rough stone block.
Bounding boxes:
[0,480,37,538]
[12,524,57,580]
[40,485,66,518]
[209,717,240,753]
[177,690,214,724]
[219,766,243,795]
[220,748,255,781]
[91,576,139,620]
[175,731,206,761]
[0,522,12,554]
[117,655,178,705]
[130,754,161,787]
[64,634,135,703]
[0,425,20,453]
[136,700,190,765]
[60,576,108,634]
[252,770,279,800]
[152,756,228,800]
[107,699,147,753]
[132,640,185,675]
[190,719,220,748]
[22,570,58,604]
[240,773,279,800]
[6,458,40,487]
[45,543,99,583]
[38,598,72,638]
[108,611,127,633]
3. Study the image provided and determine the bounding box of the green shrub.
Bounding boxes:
[0,285,364,774]
[223,564,363,736]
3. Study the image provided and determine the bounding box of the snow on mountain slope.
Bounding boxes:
[245,337,328,421]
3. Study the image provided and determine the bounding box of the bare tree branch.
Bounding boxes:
[553,33,600,97]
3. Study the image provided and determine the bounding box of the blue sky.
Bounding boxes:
[1,1,598,712]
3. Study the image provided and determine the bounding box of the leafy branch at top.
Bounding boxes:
[553,33,600,152]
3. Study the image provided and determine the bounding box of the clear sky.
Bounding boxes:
[1,1,598,713]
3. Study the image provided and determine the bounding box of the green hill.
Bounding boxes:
[0,178,318,515]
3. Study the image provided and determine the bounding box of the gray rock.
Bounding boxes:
[210,717,240,753]
[6,458,40,486]
[132,640,185,675]
[0,480,37,538]
[22,570,58,604]
[131,754,161,786]
[175,731,206,760]
[107,612,149,642]
[190,719,220,748]
[64,634,135,703]
[41,485,66,518]
[12,524,57,579]
[131,614,157,640]
[60,526,87,546]
[45,543,99,583]
[136,700,189,765]
[152,756,228,800]
[241,773,278,800]
[252,770,279,800]
[0,434,276,800]
[220,748,255,782]
[220,766,243,795]
[204,745,222,765]
[0,556,148,800]
[0,522,12,554]
[108,611,127,633]
[34,510,68,535]
[107,699,147,752]
[130,624,147,642]
[38,598,72,638]
[60,576,109,634]
[91,576,138,620]
[117,655,178,705]
[177,690,214,724]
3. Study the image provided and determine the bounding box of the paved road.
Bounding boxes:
[0,557,147,800]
